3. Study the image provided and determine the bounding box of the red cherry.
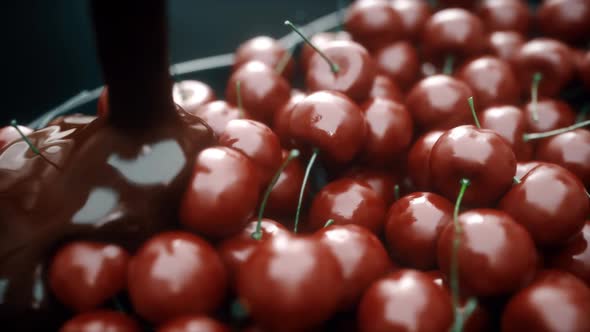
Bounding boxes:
[127,231,227,323]
[457,56,520,109]
[502,270,590,332]
[233,36,295,80]
[547,221,590,285]
[357,269,453,332]
[368,75,403,103]
[523,98,576,133]
[48,241,129,312]
[477,0,531,34]
[180,147,260,239]
[300,31,352,73]
[360,98,413,166]
[344,0,403,52]
[515,160,543,180]
[97,86,109,117]
[345,168,400,204]
[480,105,533,161]
[287,91,367,164]
[236,233,343,331]
[373,41,420,91]
[306,41,377,103]
[315,224,392,310]
[385,192,453,270]
[537,0,590,45]
[308,178,387,233]
[499,163,590,246]
[407,131,444,190]
[273,90,306,147]
[406,75,474,131]
[265,149,307,218]
[430,125,517,206]
[157,316,230,332]
[193,101,241,137]
[226,61,290,124]
[535,129,590,187]
[486,31,526,62]
[0,124,33,150]
[172,80,216,115]
[390,0,432,43]
[60,311,140,332]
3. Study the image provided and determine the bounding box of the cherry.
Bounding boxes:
[191,101,241,137]
[48,241,129,312]
[486,31,525,62]
[225,61,290,125]
[523,98,576,133]
[97,86,109,117]
[457,56,520,109]
[0,124,33,150]
[344,0,403,52]
[515,160,543,181]
[512,38,575,98]
[127,231,227,323]
[315,224,392,310]
[236,233,343,331]
[265,149,308,218]
[368,75,403,103]
[357,269,453,332]
[172,80,216,115]
[537,0,590,45]
[233,36,295,80]
[307,178,387,233]
[480,105,533,161]
[385,192,453,270]
[60,311,140,332]
[360,97,413,166]
[502,270,590,332]
[390,0,432,43]
[373,41,420,91]
[157,316,230,332]
[406,75,474,131]
[300,31,352,73]
[273,90,306,147]
[345,168,400,205]
[535,129,590,187]
[499,163,590,247]
[219,119,282,186]
[180,147,260,239]
[477,0,530,34]
[407,130,444,190]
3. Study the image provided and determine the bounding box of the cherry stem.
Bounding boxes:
[577,104,589,123]
[451,178,470,332]
[10,120,60,170]
[443,54,455,75]
[513,176,521,184]
[467,97,481,129]
[236,80,244,117]
[523,120,590,142]
[324,219,335,228]
[394,184,400,201]
[530,72,543,123]
[275,46,294,76]
[284,20,340,74]
[294,147,320,233]
[252,149,300,240]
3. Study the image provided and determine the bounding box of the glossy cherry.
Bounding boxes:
[499,163,590,246]
[345,168,400,205]
[537,0,590,45]
[60,311,140,332]
[172,80,216,114]
[157,316,230,332]
[515,161,543,181]
[385,192,453,270]
[477,0,530,34]
[0,124,33,150]
[316,224,392,310]
[407,131,444,190]
[373,41,420,91]
[390,0,432,42]
[535,129,590,187]
[344,0,403,52]
[127,231,227,323]
[547,221,590,285]
[233,36,295,80]
[180,147,260,239]
[430,125,517,206]
[502,270,590,332]
[273,90,306,147]
[265,149,307,218]
[368,75,403,103]
[300,31,352,73]
[480,105,533,161]
[357,269,453,332]
[48,241,129,312]
[236,233,343,331]
[226,61,290,125]
[192,100,241,137]
[522,98,576,133]
[486,31,525,61]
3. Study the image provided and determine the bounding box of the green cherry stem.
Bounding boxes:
[394,184,401,201]
[523,120,590,142]
[284,20,340,74]
[294,147,320,233]
[236,80,245,117]
[451,178,470,332]
[252,149,300,240]
[324,219,335,228]
[275,44,295,76]
[10,120,60,170]
[530,72,543,123]
[467,97,481,129]
[443,54,455,75]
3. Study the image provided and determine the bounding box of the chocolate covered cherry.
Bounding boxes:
[0,124,33,150]
[373,41,420,91]
[193,100,241,137]
[390,0,432,42]
[430,125,517,206]
[548,222,590,285]
[407,131,444,190]
[157,316,230,332]
[535,129,590,187]
[480,105,533,161]
[60,311,140,332]
[127,232,227,324]
[523,98,576,132]
[233,36,295,80]
[344,0,403,52]
[499,163,589,246]
[477,0,531,34]
[486,31,525,61]
[537,0,590,45]
[172,80,216,114]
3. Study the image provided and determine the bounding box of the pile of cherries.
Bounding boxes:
[3,0,590,331]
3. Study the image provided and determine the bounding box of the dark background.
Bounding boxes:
[1,1,340,125]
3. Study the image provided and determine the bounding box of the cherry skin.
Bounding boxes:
[97,86,109,117]
[547,221,590,285]
[156,316,230,332]
[236,233,343,332]
[265,149,307,218]
[308,178,386,234]
[219,119,282,186]
[192,100,241,137]
[287,91,367,164]
[233,36,295,80]
[360,97,413,166]
[315,224,392,310]
[368,75,403,103]
[225,61,290,125]
[48,241,129,312]
[499,163,590,247]
[515,161,543,181]
[486,31,525,62]
[457,56,520,109]
[373,41,420,91]
[390,0,432,43]
[477,0,531,34]
[60,311,140,332]
[127,231,227,324]
[502,270,590,332]
[522,98,576,133]
[407,131,444,191]
[345,168,400,205]
[306,40,376,103]
[357,269,453,332]
[344,0,403,52]
[537,0,590,45]
[535,129,590,187]
[430,125,517,206]
[385,192,453,270]
[480,105,533,161]
[172,80,216,115]
[0,124,33,150]
[300,31,352,73]
[273,90,306,147]
[180,147,260,239]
